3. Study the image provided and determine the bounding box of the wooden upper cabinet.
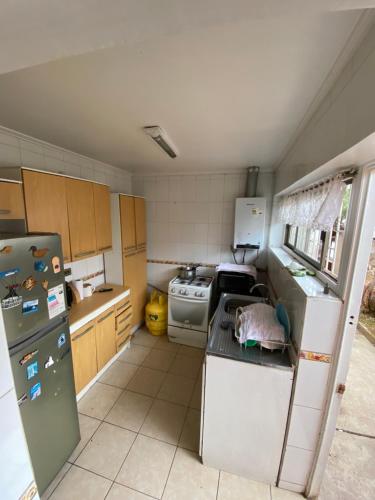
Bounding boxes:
[0,182,25,219]
[22,170,71,262]
[134,197,146,248]
[93,183,112,253]
[66,178,97,261]
[120,195,136,252]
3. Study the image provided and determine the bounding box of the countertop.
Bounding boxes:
[69,283,130,334]
[207,293,294,371]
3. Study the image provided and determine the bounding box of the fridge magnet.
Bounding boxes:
[22,276,37,291]
[26,360,38,380]
[1,286,22,310]
[51,256,61,274]
[34,260,48,272]
[17,393,28,406]
[22,299,39,315]
[29,246,49,258]
[57,333,66,348]
[41,279,49,291]
[30,381,42,401]
[0,267,20,279]
[44,355,54,369]
[19,349,39,366]
[0,245,13,255]
[47,283,66,319]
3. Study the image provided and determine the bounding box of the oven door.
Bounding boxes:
[168,295,209,332]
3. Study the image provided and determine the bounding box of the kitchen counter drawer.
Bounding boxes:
[116,323,132,351]
[116,306,133,332]
[115,296,132,316]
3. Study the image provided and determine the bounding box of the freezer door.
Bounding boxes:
[0,233,67,347]
[10,319,80,494]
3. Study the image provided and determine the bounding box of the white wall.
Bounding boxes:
[132,171,274,290]
[275,21,375,194]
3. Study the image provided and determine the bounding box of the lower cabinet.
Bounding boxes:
[95,307,116,371]
[71,296,131,394]
[71,321,97,394]
[123,250,147,327]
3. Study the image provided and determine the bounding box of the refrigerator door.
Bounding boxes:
[10,317,80,494]
[0,233,67,348]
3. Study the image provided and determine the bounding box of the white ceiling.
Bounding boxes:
[0,2,373,173]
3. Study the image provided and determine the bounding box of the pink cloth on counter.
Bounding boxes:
[237,303,285,344]
[216,263,257,280]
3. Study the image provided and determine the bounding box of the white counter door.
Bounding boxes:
[201,355,293,485]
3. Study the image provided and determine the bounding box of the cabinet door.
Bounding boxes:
[0,182,25,219]
[123,250,147,326]
[66,178,97,261]
[120,195,136,252]
[71,322,97,394]
[95,308,116,371]
[93,183,112,253]
[134,197,146,248]
[22,170,71,262]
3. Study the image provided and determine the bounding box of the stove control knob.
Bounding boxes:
[184,290,189,296]
[171,288,175,294]
[195,292,200,297]
[179,289,184,295]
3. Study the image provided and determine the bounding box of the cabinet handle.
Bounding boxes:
[98,245,112,252]
[0,209,11,215]
[74,250,96,258]
[119,312,132,324]
[117,338,128,350]
[98,310,114,323]
[117,323,131,336]
[72,325,94,341]
[116,301,130,313]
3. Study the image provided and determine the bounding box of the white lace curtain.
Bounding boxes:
[278,175,346,232]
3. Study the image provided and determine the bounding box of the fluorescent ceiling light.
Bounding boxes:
[143,126,178,158]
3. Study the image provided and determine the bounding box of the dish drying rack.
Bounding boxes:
[234,306,291,353]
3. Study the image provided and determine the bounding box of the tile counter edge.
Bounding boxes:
[69,289,130,334]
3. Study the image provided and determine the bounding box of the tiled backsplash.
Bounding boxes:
[133,171,273,289]
[64,254,105,290]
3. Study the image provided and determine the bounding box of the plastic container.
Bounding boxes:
[145,290,168,336]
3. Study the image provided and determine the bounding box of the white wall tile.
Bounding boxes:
[195,175,210,202]
[181,176,196,201]
[0,131,18,146]
[20,149,45,169]
[221,224,233,245]
[194,224,208,244]
[224,174,240,201]
[280,446,314,486]
[222,201,235,225]
[0,143,21,166]
[132,176,144,196]
[208,202,223,224]
[208,224,222,245]
[206,245,221,264]
[168,176,183,201]
[209,174,224,202]
[169,223,182,243]
[302,300,342,354]
[293,359,331,410]
[287,405,322,451]
[155,202,169,222]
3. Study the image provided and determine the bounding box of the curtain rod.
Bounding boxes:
[287,168,357,197]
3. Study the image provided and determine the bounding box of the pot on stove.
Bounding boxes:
[177,264,201,280]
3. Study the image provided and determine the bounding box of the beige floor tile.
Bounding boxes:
[117,434,176,499]
[158,373,195,406]
[163,447,219,500]
[217,471,270,500]
[107,483,153,500]
[140,399,187,445]
[178,408,200,452]
[178,345,205,359]
[189,379,202,410]
[142,348,176,372]
[69,414,101,462]
[127,366,166,397]
[75,422,136,479]
[118,344,151,366]
[105,390,153,432]
[41,462,71,500]
[271,486,303,498]
[169,354,202,379]
[49,465,111,500]
[153,335,180,353]
[132,329,158,348]
[99,360,138,389]
[78,382,122,420]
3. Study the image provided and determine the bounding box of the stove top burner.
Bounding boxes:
[171,275,213,288]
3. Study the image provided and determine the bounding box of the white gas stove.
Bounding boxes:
[168,275,213,348]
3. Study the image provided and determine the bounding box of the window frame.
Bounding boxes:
[285,224,326,270]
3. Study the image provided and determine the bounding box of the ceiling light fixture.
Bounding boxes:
[143,126,178,158]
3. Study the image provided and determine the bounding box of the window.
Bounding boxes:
[285,182,352,279]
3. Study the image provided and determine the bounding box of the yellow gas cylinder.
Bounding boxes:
[145,290,168,336]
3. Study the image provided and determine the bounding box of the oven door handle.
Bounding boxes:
[170,295,207,304]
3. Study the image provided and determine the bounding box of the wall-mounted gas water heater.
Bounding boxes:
[233,167,266,250]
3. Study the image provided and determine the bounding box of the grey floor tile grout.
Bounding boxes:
[41,463,72,500]
[215,470,221,500]
[160,444,178,499]
[269,483,273,499]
